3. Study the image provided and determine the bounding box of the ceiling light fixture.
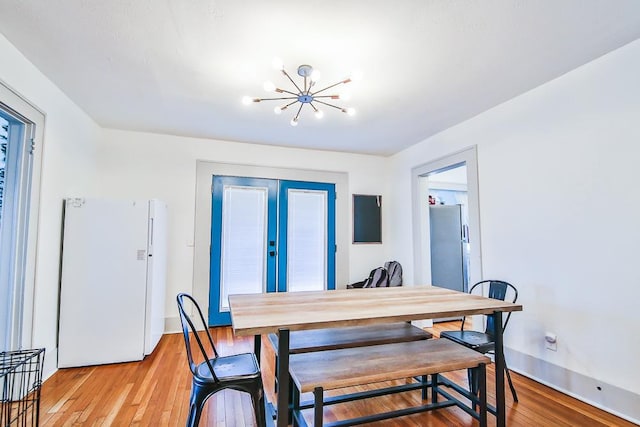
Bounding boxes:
[242,59,357,126]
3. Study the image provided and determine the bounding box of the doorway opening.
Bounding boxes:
[428,165,470,294]
[411,147,482,325]
[192,161,349,331]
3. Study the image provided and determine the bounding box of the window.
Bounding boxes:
[0,82,44,351]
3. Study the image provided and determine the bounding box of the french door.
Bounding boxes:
[209,176,335,325]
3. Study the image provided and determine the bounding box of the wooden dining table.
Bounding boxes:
[229,285,523,427]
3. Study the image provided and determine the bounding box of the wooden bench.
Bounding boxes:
[268,323,432,392]
[267,322,432,354]
[288,338,490,427]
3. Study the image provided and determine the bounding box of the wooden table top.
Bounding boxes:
[229,285,523,336]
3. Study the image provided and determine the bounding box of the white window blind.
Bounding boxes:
[286,189,327,292]
[219,185,268,310]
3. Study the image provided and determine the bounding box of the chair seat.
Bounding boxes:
[195,353,261,383]
[440,330,495,354]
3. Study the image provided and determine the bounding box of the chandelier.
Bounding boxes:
[242,59,357,126]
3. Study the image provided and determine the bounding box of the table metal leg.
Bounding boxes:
[276,328,290,427]
[492,311,505,427]
[254,334,262,366]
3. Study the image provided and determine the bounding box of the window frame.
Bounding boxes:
[0,79,45,350]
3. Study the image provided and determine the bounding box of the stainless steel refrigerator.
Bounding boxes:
[57,198,167,368]
[429,204,468,295]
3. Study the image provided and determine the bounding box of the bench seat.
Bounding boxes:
[267,322,432,354]
[289,338,490,427]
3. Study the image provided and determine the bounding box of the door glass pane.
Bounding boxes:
[220,185,268,310]
[286,189,327,292]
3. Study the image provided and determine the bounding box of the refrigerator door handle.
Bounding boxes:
[149,218,154,246]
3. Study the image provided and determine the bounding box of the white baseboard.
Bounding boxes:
[506,347,640,425]
[42,347,58,381]
[164,315,182,334]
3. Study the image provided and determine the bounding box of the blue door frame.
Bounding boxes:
[209,176,336,326]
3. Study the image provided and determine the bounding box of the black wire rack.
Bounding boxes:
[1,348,45,427]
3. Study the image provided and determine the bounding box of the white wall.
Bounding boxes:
[94,129,390,323]
[0,34,100,378]
[388,39,640,421]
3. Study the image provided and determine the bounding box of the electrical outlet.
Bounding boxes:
[545,332,557,351]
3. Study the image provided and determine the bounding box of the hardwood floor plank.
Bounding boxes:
[38,324,635,426]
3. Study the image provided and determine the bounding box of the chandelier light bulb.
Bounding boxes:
[241,96,253,105]
[290,117,299,127]
[263,81,276,92]
[310,69,321,82]
[272,57,284,70]
[350,70,363,82]
[346,107,356,116]
[339,92,352,101]
[274,106,283,115]
[315,110,324,119]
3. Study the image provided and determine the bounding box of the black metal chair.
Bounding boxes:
[439,280,519,403]
[176,293,266,427]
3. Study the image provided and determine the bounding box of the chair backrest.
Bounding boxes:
[467,280,518,336]
[176,293,220,381]
[384,261,403,287]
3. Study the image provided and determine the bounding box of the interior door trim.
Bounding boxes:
[191,161,348,330]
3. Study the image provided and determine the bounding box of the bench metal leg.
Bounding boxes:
[431,373,438,404]
[479,363,487,427]
[291,382,301,427]
[314,387,324,427]
[421,375,428,400]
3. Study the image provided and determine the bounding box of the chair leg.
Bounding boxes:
[504,362,518,402]
[186,383,209,427]
[251,382,267,427]
[274,355,279,393]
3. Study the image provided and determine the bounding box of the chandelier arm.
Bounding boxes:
[256,96,299,101]
[310,103,319,112]
[277,88,299,96]
[281,69,304,94]
[313,99,344,111]
[313,95,341,99]
[283,100,299,108]
[311,79,349,96]
[293,102,304,121]
[306,81,316,96]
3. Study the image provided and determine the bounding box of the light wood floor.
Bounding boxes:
[39,323,633,426]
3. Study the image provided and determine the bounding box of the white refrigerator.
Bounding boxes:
[58,198,168,368]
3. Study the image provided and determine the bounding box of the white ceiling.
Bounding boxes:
[1,1,639,156]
